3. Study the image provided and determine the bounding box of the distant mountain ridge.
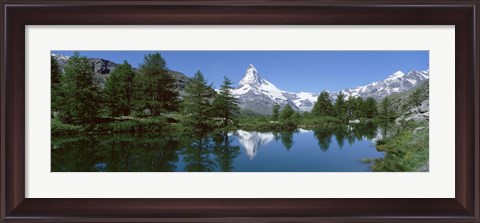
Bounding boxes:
[230,64,429,114]
[52,54,191,96]
[333,69,430,100]
[52,54,118,87]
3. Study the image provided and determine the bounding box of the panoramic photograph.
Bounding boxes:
[50,51,429,172]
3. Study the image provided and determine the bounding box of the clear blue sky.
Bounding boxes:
[51,51,429,93]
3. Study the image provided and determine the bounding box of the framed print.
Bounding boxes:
[1,0,478,222]
[28,27,453,199]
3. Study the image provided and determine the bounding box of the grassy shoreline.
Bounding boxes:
[52,115,355,135]
[369,121,429,172]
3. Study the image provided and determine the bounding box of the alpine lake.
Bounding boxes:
[51,122,396,172]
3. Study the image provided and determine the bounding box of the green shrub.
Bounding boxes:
[51,119,82,136]
[53,117,171,135]
[98,117,168,133]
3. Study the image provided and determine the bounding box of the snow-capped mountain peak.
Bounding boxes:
[233,65,287,101]
[51,54,70,61]
[334,69,430,100]
[232,65,316,114]
[386,70,405,81]
[231,65,429,114]
[239,64,262,87]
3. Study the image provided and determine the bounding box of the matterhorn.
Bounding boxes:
[231,64,318,114]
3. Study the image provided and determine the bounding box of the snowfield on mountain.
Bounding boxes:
[230,64,429,114]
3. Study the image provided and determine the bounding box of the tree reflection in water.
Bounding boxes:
[213,132,240,172]
[313,122,380,152]
[181,131,217,172]
[180,130,243,172]
[279,130,296,150]
[51,134,180,172]
[52,122,387,172]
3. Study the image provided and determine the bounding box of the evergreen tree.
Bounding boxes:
[334,92,347,119]
[104,60,135,116]
[408,88,423,107]
[345,96,356,119]
[133,53,179,116]
[51,55,62,87]
[279,104,299,127]
[354,97,365,118]
[272,103,280,121]
[380,97,395,120]
[51,55,63,115]
[364,97,378,118]
[212,76,240,127]
[279,104,295,121]
[182,71,215,131]
[58,52,100,124]
[312,91,333,117]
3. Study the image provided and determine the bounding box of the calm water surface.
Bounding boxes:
[52,124,387,172]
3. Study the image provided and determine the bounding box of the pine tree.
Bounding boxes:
[408,88,423,107]
[104,60,135,117]
[279,104,299,128]
[354,97,365,118]
[364,97,378,118]
[182,71,215,131]
[279,104,295,121]
[380,97,395,120]
[345,96,356,119]
[312,91,333,117]
[334,92,347,119]
[51,55,62,88]
[58,52,100,124]
[51,55,63,115]
[272,103,280,121]
[133,53,179,116]
[212,76,240,127]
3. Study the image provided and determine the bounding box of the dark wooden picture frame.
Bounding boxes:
[1,1,478,222]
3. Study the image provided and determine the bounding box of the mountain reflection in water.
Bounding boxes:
[236,130,274,159]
